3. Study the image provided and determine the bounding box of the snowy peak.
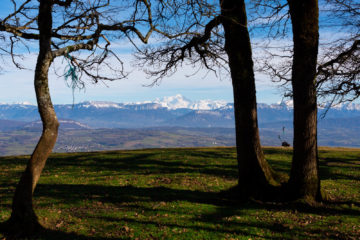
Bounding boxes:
[153,94,193,109]
[152,94,229,110]
[77,95,229,110]
[280,100,294,108]
[13,101,35,106]
[332,102,360,111]
[78,101,124,109]
[191,99,229,110]
[1,94,359,111]
[263,100,294,110]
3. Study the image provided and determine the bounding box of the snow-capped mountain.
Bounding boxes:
[152,94,193,109]
[258,100,294,110]
[53,94,230,111]
[2,95,360,155]
[332,102,360,111]
[80,101,125,109]
[151,94,228,110]
[9,94,359,111]
[0,95,359,128]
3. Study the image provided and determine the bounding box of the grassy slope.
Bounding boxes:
[0,147,359,239]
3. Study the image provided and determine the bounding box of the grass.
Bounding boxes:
[0,147,359,239]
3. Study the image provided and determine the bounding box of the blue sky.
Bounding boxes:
[0,0,287,104]
[0,51,283,104]
[1,0,352,105]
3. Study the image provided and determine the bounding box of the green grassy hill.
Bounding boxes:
[0,147,359,239]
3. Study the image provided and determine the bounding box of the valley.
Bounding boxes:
[0,95,359,156]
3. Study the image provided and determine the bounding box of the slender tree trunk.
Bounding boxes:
[287,0,321,202]
[221,0,279,197]
[5,1,58,236]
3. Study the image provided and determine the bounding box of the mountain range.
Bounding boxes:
[0,95,359,155]
[1,94,360,129]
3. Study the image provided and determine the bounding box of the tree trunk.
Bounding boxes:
[221,0,279,197]
[5,1,58,236]
[287,0,321,202]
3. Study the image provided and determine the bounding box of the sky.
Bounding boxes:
[0,0,353,105]
[0,51,283,104]
[0,0,289,105]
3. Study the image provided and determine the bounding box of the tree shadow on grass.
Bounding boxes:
[33,183,360,216]
[197,206,358,240]
[44,150,239,179]
[0,223,125,240]
[38,229,126,240]
[1,148,359,239]
[87,215,284,240]
[1,184,359,239]
[30,183,360,239]
[34,184,227,207]
[319,156,360,181]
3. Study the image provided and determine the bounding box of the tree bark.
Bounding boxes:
[5,0,59,236]
[221,0,279,197]
[287,0,321,202]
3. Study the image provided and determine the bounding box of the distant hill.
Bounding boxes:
[22,119,90,131]
[166,109,234,128]
[0,124,359,156]
[0,95,359,128]
[0,119,27,131]
[0,95,359,155]
[0,119,89,132]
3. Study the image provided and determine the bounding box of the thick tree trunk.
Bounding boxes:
[287,0,321,202]
[4,1,58,236]
[221,0,279,197]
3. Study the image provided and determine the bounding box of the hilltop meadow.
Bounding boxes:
[0,147,359,239]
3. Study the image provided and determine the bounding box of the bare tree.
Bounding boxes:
[251,0,359,104]
[287,0,321,202]
[221,0,281,197]
[0,0,154,236]
[137,0,281,199]
[248,0,358,202]
[317,0,360,104]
